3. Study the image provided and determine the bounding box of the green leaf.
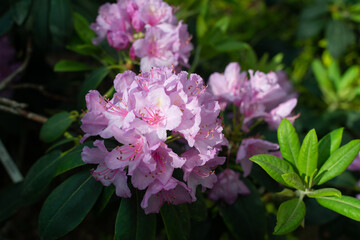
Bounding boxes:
[78,66,110,107]
[38,171,103,239]
[281,172,305,190]
[297,129,318,179]
[250,154,295,186]
[49,0,73,47]
[316,195,360,221]
[311,59,336,101]
[307,188,341,198]
[0,10,14,35]
[328,61,341,91]
[220,180,266,240]
[214,39,249,53]
[318,127,343,168]
[196,15,207,39]
[0,183,24,222]
[10,0,32,25]
[277,119,300,166]
[66,43,102,56]
[54,60,94,72]
[339,66,359,90]
[161,204,190,240]
[274,198,306,235]
[32,0,50,48]
[326,20,356,59]
[316,140,360,185]
[136,202,156,240]
[188,191,207,222]
[54,143,92,176]
[22,150,62,197]
[46,137,76,153]
[73,12,95,43]
[114,198,136,240]
[94,185,115,214]
[39,111,75,142]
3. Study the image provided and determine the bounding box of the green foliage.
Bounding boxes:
[40,111,76,143]
[38,171,103,239]
[54,60,94,72]
[161,204,190,240]
[251,119,360,235]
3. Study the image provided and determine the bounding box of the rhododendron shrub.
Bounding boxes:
[80,66,227,213]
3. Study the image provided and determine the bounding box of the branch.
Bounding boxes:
[0,105,47,123]
[0,97,27,108]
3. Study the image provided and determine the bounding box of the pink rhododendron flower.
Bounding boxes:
[91,0,193,71]
[348,152,360,171]
[80,66,227,213]
[208,169,250,204]
[236,138,281,177]
[208,63,298,131]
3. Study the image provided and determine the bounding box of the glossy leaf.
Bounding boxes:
[38,171,102,239]
[307,188,341,198]
[39,111,75,143]
[220,180,266,240]
[94,185,115,214]
[274,198,306,235]
[73,12,95,43]
[281,172,305,190]
[318,127,343,168]
[10,0,32,25]
[250,154,295,186]
[297,129,318,178]
[54,60,93,72]
[316,140,360,185]
[54,143,92,176]
[78,66,110,107]
[316,195,360,221]
[277,119,300,166]
[161,204,190,240]
[115,198,136,240]
[22,150,62,197]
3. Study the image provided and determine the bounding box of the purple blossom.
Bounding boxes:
[236,138,281,177]
[348,152,360,171]
[208,169,250,205]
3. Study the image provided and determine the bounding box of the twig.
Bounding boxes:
[0,105,47,123]
[10,83,75,103]
[0,40,32,90]
[0,97,27,108]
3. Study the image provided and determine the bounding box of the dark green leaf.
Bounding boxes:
[73,12,95,43]
[220,180,266,240]
[318,127,343,168]
[94,185,115,214]
[317,195,360,221]
[188,191,207,222]
[54,60,94,72]
[214,40,249,53]
[39,111,75,143]
[32,0,50,48]
[38,171,103,239]
[10,0,32,25]
[307,188,341,198]
[250,154,295,186]
[136,202,156,240]
[161,204,190,240]
[274,198,306,235]
[305,198,338,225]
[281,172,305,190]
[55,143,92,176]
[22,150,62,197]
[326,20,356,59]
[66,43,102,56]
[277,119,300,166]
[49,0,73,47]
[114,198,136,240]
[0,183,24,222]
[46,137,76,153]
[316,140,360,185]
[298,129,318,179]
[78,66,110,107]
[0,10,14,35]
[297,18,326,39]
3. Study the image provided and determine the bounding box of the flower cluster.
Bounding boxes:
[80,66,227,213]
[209,62,298,131]
[91,0,193,72]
